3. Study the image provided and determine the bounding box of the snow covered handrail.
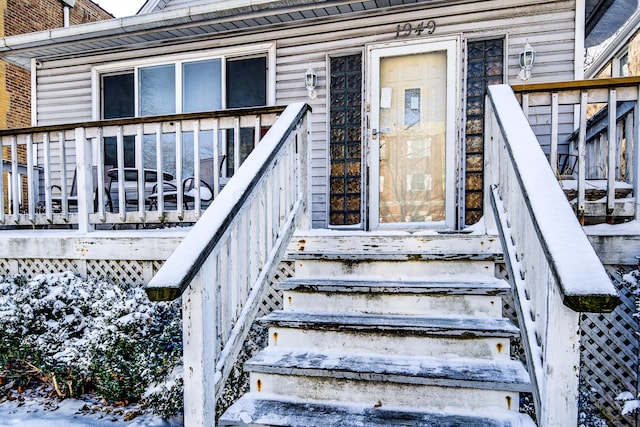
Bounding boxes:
[146,103,310,426]
[485,85,619,426]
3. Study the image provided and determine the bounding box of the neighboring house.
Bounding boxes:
[0,0,636,425]
[0,0,112,209]
[587,8,640,79]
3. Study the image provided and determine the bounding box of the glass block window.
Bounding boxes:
[329,54,363,226]
[465,39,504,225]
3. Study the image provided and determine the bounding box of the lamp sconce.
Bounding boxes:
[518,42,536,81]
[305,66,318,100]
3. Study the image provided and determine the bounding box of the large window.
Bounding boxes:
[100,54,268,177]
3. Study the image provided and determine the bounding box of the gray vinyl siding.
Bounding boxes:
[34,0,578,229]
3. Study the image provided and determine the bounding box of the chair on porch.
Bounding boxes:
[51,165,114,213]
[146,157,222,210]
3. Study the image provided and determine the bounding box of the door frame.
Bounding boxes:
[365,36,459,230]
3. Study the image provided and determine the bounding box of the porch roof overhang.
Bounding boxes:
[0,0,615,69]
[0,0,457,69]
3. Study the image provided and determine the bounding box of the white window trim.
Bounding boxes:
[613,48,629,77]
[91,43,276,120]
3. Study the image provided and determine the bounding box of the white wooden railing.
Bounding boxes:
[0,106,285,230]
[513,77,640,223]
[145,103,310,426]
[485,85,619,426]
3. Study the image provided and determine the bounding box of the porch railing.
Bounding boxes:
[145,103,310,426]
[485,84,619,426]
[0,106,285,230]
[512,76,640,223]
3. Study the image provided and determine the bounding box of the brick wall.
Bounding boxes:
[4,0,113,37]
[0,0,112,210]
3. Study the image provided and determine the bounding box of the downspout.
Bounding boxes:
[63,5,70,27]
[59,0,76,27]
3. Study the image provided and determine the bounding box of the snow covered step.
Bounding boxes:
[245,348,531,410]
[287,233,503,259]
[261,311,517,358]
[280,277,507,316]
[279,277,511,295]
[219,394,536,427]
[292,258,496,279]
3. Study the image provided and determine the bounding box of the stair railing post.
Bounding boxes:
[182,256,217,427]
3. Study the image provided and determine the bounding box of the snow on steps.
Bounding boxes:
[220,394,536,427]
[280,277,508,317]
[220,234,534,425]
[260,311,518,359]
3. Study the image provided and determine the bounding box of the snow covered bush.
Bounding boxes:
[0,272,183,417]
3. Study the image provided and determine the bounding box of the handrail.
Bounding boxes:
[485,85,619,425]
[0,106,286,137]
[146,103,310,426]
[512,76,640,92]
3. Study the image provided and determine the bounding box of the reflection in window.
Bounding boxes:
[183,59,222,113]
[139,64,176,116]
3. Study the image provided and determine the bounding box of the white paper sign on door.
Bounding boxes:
[380,87,392,109]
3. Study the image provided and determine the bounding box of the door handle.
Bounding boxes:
[371,129,378,140]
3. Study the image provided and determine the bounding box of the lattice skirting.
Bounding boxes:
[581,266,640,427]
[0,258,157,285]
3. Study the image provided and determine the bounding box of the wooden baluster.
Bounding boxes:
[176,121,184,220]
[43,132,52,222]
[154,123,164,218]
[607,89,617,220]
[135,124,145,221]
[550,92,559,173]
[577,91,588,223]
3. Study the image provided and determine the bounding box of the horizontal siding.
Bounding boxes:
[36,64,93,126]
[35,0,578,228]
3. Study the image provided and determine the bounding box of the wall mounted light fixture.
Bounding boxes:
[518,42,536,81]
[305,66,318,100]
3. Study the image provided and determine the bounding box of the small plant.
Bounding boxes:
[0,272,183,417]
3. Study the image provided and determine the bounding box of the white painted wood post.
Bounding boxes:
[182,256,217,427]
[540,283,582,426]
[75,127,93,233]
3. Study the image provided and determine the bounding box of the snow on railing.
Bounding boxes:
[145,103,310,426]
[0,106,284,230]
[485,85,619,426]
[512,77,640,223]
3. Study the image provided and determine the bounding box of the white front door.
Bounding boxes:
[368,39,458,229]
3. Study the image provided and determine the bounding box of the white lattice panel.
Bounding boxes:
[258,261,293,316]
[580,266,639,427]
[87,259,146,285]
[20,258,80,278]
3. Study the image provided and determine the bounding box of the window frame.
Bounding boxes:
[91,43,276,120]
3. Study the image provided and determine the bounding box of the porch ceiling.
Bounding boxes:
[0,0,454,68]
[0,0,615,68]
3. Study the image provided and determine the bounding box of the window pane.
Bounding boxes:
[103,73,134,119]
[226,57,267,108]
[139,64,176,116]
[183,59,222,113]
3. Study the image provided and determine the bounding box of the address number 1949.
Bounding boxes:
[395,20,436,38]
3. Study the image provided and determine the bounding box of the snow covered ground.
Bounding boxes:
[0,396,182,426]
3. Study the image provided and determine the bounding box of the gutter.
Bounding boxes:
[0,0,330,54]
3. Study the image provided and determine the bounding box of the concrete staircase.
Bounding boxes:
[220,234,535,426]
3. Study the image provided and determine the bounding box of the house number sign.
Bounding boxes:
[395,20,436,38]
